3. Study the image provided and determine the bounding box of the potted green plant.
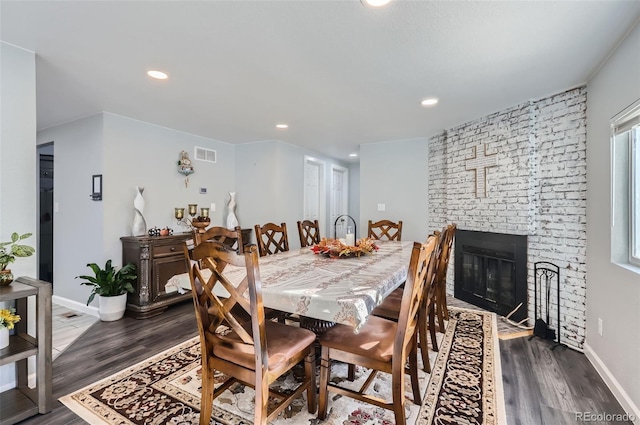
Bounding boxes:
[76,260,137,321]
[0,232,35,286]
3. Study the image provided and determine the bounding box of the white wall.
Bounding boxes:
[359,138,429,243]
[38,114,347,306]
[585,21,640,418]
[235,139,350,248]
[37,114,104,305]
[102,113,236,261]
[0,43,37,277]
[37,113,236,307]
[0,41,37,392]
[234,140,280,241]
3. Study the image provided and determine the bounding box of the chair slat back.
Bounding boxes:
[434,223,456,285]
[394,236,438,357]
[367,219,403,241]
[297,220,320,248]
[193,225,246,252]
[254,222,290,256]
[186,240,268,371]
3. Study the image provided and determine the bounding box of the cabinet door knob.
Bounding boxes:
[170,247,176,252]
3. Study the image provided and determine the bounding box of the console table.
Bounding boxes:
[121,229,253,319]
[121,233,193,319]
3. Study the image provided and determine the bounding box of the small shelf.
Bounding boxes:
[0,277,52,425]
[0,334,37,366]
[0,389,39,425]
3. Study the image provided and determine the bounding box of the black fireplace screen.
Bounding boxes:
[455,230,527,321]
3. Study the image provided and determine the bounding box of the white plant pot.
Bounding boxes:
[98,293,128,321]
[0,327,9,349]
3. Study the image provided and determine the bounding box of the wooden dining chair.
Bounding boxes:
[185,241,317,425]
[433,223,457,332]
[187,226,286,327]
[254,222,290,256]
[192,225,246,252]
[297,219,320,248]
[318,236,438,425]
[370,231,442,372]
[367,219,403,241]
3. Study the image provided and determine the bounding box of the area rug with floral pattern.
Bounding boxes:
[59,307,505,425]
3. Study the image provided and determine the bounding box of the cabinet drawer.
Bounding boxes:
[154,243,184,257]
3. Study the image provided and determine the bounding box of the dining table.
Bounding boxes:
[166,240,414,332]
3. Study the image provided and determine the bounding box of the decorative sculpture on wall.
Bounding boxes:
[132,186,147,236]
[177,150,194,188]
[465,143,497,198]
[226,192,239,230]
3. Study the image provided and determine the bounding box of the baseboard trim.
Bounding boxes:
[52,295,99,318]
[584,343,640,424]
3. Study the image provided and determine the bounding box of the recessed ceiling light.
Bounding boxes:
[276,124,289,129]
[421,98,439,107]
[362,0,392,7]
[147,70,168,80]
[349,153,358,157]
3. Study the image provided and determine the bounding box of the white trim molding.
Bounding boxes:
[584,343,640,424]
[52,295,99,318]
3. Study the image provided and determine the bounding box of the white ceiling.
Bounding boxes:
[1,1,639,162]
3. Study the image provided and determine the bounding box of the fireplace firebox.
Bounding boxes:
[454,230,527,321]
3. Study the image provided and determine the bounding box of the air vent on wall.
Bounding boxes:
[194,146,216,163]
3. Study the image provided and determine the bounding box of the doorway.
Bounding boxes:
[38,144,54,284]
[303,156,326,236]
[330,164,349,238]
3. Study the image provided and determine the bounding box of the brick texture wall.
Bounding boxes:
[428,86,587,349]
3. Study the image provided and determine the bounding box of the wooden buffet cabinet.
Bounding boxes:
[121,229,253,319]
[121,233,192,319]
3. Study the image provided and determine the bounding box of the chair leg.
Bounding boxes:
[418,308,431,373]
[347,363,356,381]
[305,351,317,413]
[391,355,407,425]
[429,303,439,352]
[436,297,446,333]
[408,337,422,405]
[254,377,269,425]
[199,365,214,425]
[318,346,331,420]
[439,284,450,321]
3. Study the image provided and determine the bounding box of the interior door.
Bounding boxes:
[303,157,326,235]
[330,165,349,238]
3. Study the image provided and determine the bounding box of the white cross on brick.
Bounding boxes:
[465,144,497,198]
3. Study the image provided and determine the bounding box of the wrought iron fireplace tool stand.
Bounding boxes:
[529,261,564,350]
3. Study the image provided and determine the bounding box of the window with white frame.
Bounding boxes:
[611,99,640,267]
[631,126,640,264]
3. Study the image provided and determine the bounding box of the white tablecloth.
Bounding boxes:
[166,241,413,330]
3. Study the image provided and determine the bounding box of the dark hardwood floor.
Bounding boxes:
[19,301,199,425]
[501,337,632,425]
[17,300,632,425]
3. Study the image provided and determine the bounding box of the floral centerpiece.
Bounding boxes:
[0,307,20,330]
[311,237,379,258]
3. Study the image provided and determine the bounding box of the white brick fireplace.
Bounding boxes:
[428,86,587,349]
